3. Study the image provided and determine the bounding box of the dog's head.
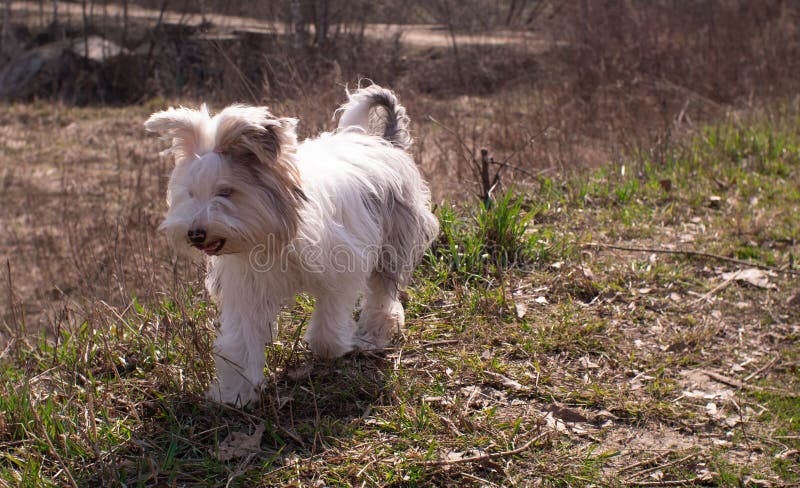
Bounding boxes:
[145,105,304,256]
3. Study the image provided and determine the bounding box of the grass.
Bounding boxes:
[426,190,546,287]
[1,105,799,486]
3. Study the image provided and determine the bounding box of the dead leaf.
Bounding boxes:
[724,415,740,427]
[534,296,548,305]
[444,450,471,462]
[214,423,266,461]
[708,195,723,208]
[667,340,694,353]
[743,476,773,487]
[485,371,524,391]
[422,395,453,406]
[545,404,589,423]
[720,268,777,289]
[776,449,799,460]
[514,302,528,319]
[283,453,301,466]
[460,385,507,407]
[595,409,618,421]
[543,412,570,434]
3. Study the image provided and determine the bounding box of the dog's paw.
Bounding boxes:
[353,334,389,353]
[206,380,260,407]
[354,301,404,352]
[307,340,354,359]
[306,337,355,359]
[304,321,356,359]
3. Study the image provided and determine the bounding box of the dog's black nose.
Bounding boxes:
[188,228,207,245]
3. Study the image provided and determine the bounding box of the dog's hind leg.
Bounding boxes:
[305,287,360,358]
[355,272,403,352]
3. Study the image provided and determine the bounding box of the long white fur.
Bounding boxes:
[145,85,438,406]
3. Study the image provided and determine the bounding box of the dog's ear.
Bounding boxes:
[213,106,298,166]
[144,105,211,162]
[214,106,301,192]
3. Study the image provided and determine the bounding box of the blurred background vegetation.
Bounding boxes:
[3,1,798,192]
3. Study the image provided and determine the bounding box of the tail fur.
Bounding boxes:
[336,84,412,150]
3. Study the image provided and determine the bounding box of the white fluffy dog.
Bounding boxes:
[145,85,439,406]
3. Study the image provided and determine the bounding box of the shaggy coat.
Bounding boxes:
[145,85,438,406]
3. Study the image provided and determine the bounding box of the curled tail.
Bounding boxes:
[336,84,412,150]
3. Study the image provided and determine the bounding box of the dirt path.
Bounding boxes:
[9,0,549,50]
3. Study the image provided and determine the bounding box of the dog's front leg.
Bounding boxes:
[206,304,276,407]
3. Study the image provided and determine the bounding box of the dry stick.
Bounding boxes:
[426,116,552,200]
[461,472,500,487]
[689,272,737,306]
[744,356,779,382]
[583,242,800,276]
[492,159,556,180]
[627,479,702,487]
[625,453,697,482]
[702,370,798,397]
[617,450,674,474]
[420,432,547,466]
[381,339,461,354]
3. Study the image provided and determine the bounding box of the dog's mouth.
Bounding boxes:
[195,239,226,256]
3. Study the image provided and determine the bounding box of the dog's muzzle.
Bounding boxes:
[188,228,207,245]
[188,228,226,255]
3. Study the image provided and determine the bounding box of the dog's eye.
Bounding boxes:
[216,188,234,198]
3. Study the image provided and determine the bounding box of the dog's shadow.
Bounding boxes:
[258,352,391,441]
[109,353,390,484]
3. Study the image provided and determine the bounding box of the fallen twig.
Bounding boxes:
[461,472,500,487]
[583,242,800,276]
[689,273,737,306]
[625,453,697,482]
[420,432,547,466]
[617,450,674,474]
[626,479,703,487]
[744,356,778,382]
[491,159,555,180]
[702,370,798,397]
